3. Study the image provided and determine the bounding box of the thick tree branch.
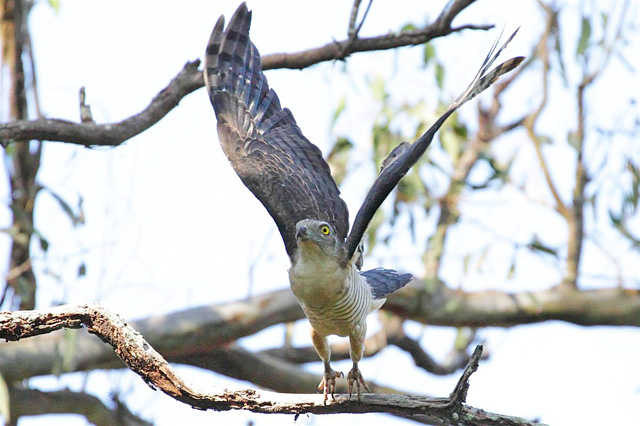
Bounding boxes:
[0,288,301,382]
[0,303,546,425]
[384,281,640,327]
[9,388,152,426]
[0,0,491,147]
[0,282,636,385]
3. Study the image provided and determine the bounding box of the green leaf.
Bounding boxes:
[39,235,49,252]
[46,189,83,227]
[48,0,61,13]
[462,253,471,275]
[551,11,568,85]
[600,12,609,30]
[507,255,516,279]
[327,137,353,186]
[435,62,445,89]
[576,16,591,57]
[423,43,435,67]
[567,130,581,151]
[401,23,417,32]
[626,159,640,212]
[370,75,387,102]
[527,236,558,256]
[609,210,640,248]
[78,263,87,278]
[476,245,490,272]
[538,135,553,145]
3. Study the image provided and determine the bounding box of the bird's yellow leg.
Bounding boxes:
[347,325,370,401]
[311,329,343,403]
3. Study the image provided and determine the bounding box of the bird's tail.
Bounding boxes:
[452,28,524,110]
[361,268,413,299]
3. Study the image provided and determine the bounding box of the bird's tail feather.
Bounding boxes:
[361,268,412,299]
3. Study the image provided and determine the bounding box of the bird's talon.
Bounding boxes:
[347,366,370,401]
[318,367,343,404]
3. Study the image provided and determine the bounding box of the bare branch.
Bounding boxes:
[347,0,364,37]
[523,3,570,219]
[0,283,636,386]
[384,281,640,327]
[0,1,491,147]
[0,60,203,147]
[9,387,151,426]
[387,326,479,376]
[0,303,546,425]
[262,3,491,70]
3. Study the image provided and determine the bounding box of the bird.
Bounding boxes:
[203,2,523,403]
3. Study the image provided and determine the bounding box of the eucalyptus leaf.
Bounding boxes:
[435,62,445,89]
[423,43,435,67]
[576,16,591,57]
[48,0,61,13]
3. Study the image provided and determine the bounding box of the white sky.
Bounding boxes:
[1,1,639,425]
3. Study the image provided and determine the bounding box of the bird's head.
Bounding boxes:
[295,219,341,258]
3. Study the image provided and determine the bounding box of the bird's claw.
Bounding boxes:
[347,365,370,401]
[318,367,343,404]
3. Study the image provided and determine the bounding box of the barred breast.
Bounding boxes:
[299,269,375,337]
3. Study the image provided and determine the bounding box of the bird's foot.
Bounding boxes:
[318,365,343,404]
[347,365,370,401]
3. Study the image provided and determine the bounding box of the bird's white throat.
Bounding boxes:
[288,242,350,309]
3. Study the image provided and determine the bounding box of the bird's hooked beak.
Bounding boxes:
[296,225,308,240]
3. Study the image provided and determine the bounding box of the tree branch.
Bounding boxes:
[0,283,636,385]
[0,60,203,147]
[0,303,546,425]
[0,0,491,147]
[9,387,152,426]
[523,3,570,219]
[384,281,640,327]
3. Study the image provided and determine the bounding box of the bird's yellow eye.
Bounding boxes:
[320,225,330,235]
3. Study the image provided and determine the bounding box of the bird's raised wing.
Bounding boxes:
[342,30,524,265]
[204,3,349,260]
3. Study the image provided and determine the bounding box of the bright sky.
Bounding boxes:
[2,1,639,425]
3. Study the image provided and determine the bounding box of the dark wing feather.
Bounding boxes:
[342,30,524,265]
[361,268,412,299]
[204,3,349,260]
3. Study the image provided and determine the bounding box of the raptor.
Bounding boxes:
[203,2,523,402]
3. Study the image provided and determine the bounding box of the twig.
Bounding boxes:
[338,0,374,58]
